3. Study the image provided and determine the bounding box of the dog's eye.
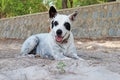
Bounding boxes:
[64,22,70,31]
[54,21,58,26]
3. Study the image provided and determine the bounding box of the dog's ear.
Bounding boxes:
[69,11,78,21]
[49,6,57,18]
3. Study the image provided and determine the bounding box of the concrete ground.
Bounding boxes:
[0,39,120,80]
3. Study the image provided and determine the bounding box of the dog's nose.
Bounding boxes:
[56,29,62,36]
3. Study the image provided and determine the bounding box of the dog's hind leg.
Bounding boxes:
[21,36,39,56]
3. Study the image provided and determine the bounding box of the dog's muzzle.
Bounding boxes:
[55,29,70,43]
[56,29,63,42]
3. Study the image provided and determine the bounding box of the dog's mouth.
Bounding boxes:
[55,33,68,43]
[55,36,63,42]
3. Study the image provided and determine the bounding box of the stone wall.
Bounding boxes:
[0,2,120,39]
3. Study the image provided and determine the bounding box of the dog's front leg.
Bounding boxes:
[53,53,71,60]
[52,47,71,60]
[67,42,84,60]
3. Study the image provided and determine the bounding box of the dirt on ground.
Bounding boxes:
[0,39,120,80]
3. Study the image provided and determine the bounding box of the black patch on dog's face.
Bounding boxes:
[51,21,59,28]
[64,22,71,31]
[51,21,54,28]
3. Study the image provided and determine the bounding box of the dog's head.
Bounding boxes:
[49,6,78,43]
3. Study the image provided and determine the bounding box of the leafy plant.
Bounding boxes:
[0,0,109,19]
[0,0,47,18]
[73,0,108,7]
[0,0,10,18]
[57,61,66,74]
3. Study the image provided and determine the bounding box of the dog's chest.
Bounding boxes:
[55,42,69,54]
[37,33,70,54]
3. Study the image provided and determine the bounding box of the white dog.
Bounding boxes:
[21,6,82,60]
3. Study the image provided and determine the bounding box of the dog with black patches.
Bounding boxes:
[21,6,82,60]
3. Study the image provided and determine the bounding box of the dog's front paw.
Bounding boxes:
[77,57,84,61]
[62,57,71,60]
[55,56,71,60]
[72,55,84,61]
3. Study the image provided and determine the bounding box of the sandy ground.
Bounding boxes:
[0,39,120,80]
